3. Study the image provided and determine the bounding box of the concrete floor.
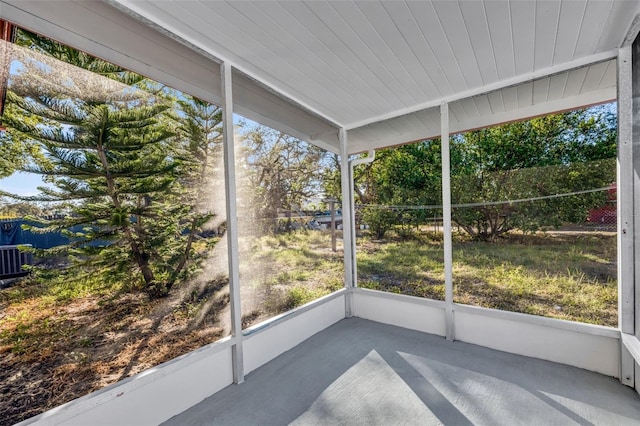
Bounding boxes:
[164,318,640,426]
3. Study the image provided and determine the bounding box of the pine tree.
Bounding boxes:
[171,96,224,276]
[1,29,205,297]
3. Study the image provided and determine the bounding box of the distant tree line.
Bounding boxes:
[238,125,330,234]
[324,106,617,240]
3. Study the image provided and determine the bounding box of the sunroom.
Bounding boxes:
[2,0,640,424]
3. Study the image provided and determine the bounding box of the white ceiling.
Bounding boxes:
[1,0,639,153]
[349,58,617,152]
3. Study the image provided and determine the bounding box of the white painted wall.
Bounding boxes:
[20,343,234,426]
[243,294,345,374]
[352,289,446,337]
[353,289,620,378]
[455,309,620,378]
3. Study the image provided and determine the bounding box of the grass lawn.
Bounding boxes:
[0,229,618,424]
[0,231,344,425]
[240,230,345,325]
[357,230,617,326]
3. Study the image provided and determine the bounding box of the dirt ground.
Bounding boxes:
[0,235,263,426]
[0,232,337,425]
[0,278,235,425]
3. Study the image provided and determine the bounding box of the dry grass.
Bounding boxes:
[0,270,228,425]
[1,228,617,425]
[0,230,345,425]
[357,230,618,326]
[239,230,345,327]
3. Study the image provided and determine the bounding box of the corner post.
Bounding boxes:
[221,61,244,384]
[340,128,354,317]
[619,43,636,388]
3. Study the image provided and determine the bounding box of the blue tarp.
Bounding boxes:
[0,220,105,249]
[0,221,20,245]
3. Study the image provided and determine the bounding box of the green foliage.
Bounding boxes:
[0,127,40,178]
[0,202,45,218]
[357,106,616,240]
[320,153,342,202]
[452,158,615,239]
[362,207,394,239]
[1,29,222,297]
[450,108,616,240]
[247,230,344,317]
[0,265,121,308]
[282,285,327,310]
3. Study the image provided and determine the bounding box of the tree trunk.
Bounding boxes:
[96,140,159,296]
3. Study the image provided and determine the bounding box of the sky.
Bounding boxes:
[0,171,46,197]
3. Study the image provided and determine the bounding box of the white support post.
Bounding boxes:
[619,48,635,331]
[633,37,640,344]
[340,128,354,317]
[631,34,640,391]
[441,102,454,342]
[221,61,244,384]
[618,45,635,388]
[622,341,636,386]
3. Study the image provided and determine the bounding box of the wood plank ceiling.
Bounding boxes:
[3,0,639,153]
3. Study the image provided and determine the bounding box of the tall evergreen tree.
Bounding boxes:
[170,96,224,280]
[0,29,213,297]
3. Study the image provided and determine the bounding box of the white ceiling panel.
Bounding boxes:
[487,90,504,116]
[347,60,617,153]
[484,1,517,81]
[460,97,480,120]
[533,1,561,70]
[548,73,570,101]
[449,101,466,124]
[576,1,613,57]
[357,1,430,99]
[553,1,587,64]
[503,86,520,112]
[511,1,537,76]
[472,95,493,119]
[533,78,551,105]
[432,1,485,88]
[459,1,498,85]
[583,61,611,92]
[601,60,618,87]
[564,67,589,97]
[1,0,638,154]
